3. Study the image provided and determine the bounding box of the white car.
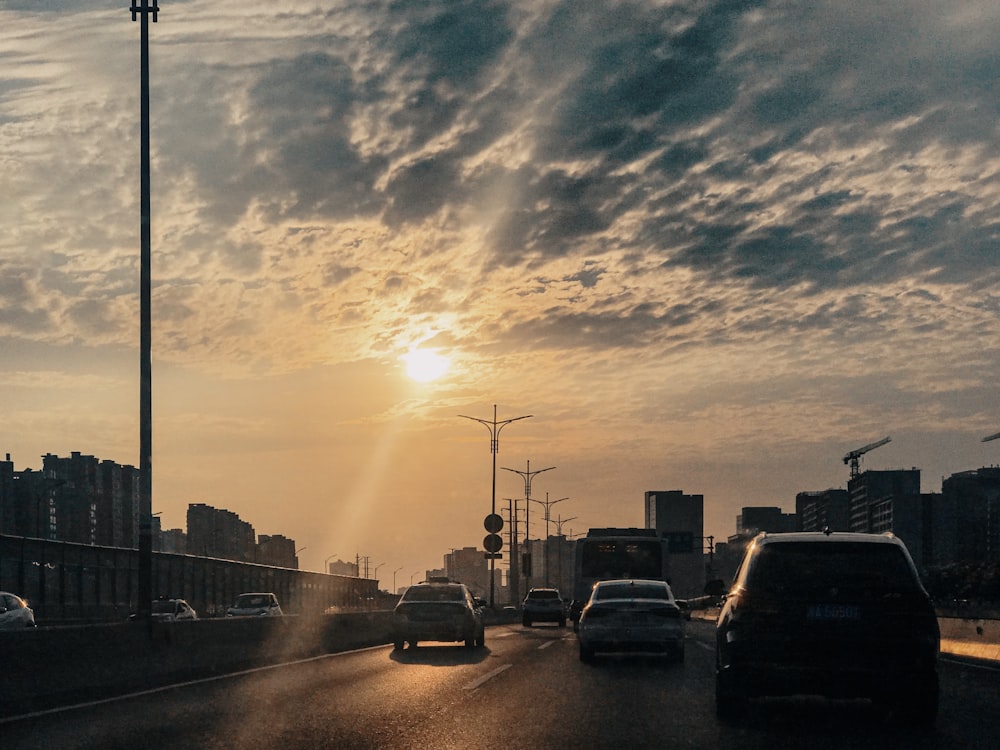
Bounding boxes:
[226,592,283,617]
[150,598,198,622]
[577,579,685,663]
[0,592,36,629]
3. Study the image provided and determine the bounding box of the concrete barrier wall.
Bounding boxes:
[2,612,394,718]
[937,616,1000,663]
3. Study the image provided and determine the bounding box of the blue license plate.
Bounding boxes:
[806,604,860,621]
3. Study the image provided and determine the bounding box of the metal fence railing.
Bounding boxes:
[0,534,378,623]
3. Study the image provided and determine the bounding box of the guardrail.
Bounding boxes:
[1,611,394,718]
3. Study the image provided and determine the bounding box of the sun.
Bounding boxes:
[402,348,451,383]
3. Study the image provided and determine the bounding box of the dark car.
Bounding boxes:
[715,531,939,725]
[392,581,485,650]
[522,587,566,627]
[577,579,685,663]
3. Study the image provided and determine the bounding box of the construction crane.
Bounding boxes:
[982,432,1000,443]
[843,436,891,479]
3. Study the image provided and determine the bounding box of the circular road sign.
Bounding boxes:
[483,533,503,553]
[484,513,504,533]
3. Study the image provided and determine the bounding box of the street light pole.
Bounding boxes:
[131,0,159,627]
[502,460,554,591]
[459,405,532,608]
[393,566,403,594]
[530,493,568,585]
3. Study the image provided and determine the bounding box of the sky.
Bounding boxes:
[2,0,999,582]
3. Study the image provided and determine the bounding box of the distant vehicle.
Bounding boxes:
[522,587,566,627]
[715,531,940,725]
[226,592,283,617]
[570,528,670,625]
[150,598,198,622]
[392,580,485,650]
[577,579,685,663]
[0,592,36,629]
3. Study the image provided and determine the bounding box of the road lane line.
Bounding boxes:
[538,640,555,650]
[0,645,389,724]
[463,663,512,690]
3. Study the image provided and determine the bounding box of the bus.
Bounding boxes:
[570,528,670,623]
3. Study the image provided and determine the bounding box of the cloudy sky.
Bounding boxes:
[2,0,999,580]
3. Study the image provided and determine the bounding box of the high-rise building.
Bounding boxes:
[938,468,1000,566]
[847,469,925,566]
[160,528,187,554]
[186,503,256,561]
[444,546,490,598]
[258,534,298,568]
[644,490,705,598]
[795,488,850,532]
[737,506,796,535]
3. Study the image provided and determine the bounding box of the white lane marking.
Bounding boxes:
[538,640,555,650]
[463,663,512,691]
[0,645,389,724]
[695,641,713,652]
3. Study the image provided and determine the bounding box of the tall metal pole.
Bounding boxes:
[459,405,532,607]
[132,0,159,624]
[502,460,554,591]
[530,493,568,585]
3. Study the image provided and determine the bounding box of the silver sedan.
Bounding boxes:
[577,579,685,663]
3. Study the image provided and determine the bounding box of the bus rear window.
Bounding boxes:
[581,541,663,579]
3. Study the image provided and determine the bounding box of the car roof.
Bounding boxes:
[752,531,905,546]
[593,579,669,588]
[404,581,469,593]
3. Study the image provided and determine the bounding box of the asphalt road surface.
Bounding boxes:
[4,620,998,749]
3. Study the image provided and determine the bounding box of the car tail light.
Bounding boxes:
[728,589,780,617]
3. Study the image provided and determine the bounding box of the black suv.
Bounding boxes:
[715,531,939,725]
[522,587,566,627]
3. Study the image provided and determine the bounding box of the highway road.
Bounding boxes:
[4,620,998,749]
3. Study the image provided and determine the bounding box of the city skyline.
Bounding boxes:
[2,2,1000,577]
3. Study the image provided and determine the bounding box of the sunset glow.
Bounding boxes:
[402,349,451,383]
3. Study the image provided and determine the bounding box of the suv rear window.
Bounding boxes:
[527,590,560,600]
[745,542,921,598]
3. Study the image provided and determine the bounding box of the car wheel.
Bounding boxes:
[523,616,532,627]
[476,630,486,648]
[393,640,404,651]
[579,645,594,663]
[408,640,418,649]
[465,635,476,648]
[558,618,566,628]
